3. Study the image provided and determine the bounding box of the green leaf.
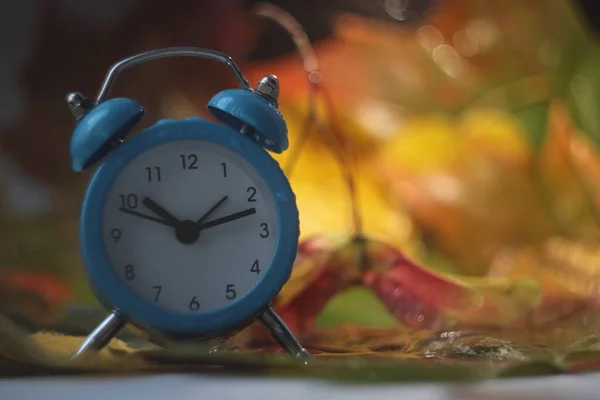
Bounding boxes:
[566,50,600,146]
[551,0,595,97]
[512,101,549,151]
[315,286,400,328]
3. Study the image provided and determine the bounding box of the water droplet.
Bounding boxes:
[432,44,464,79]
[417,25,443,52]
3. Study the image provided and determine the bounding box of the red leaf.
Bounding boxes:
[362,239,542,329]
[0,270,71,306]
[363,270,446,330]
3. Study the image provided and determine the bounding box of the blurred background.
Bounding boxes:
[3,0,600,349]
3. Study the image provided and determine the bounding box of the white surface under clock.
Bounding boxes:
[2,373,600,400]
[102,139,278,312]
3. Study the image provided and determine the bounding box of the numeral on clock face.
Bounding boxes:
[119,194,138,209]
[124,264,135,280]
[145,166,162,182]
[189,296,200,310]
[247,186,257,202]
[153,286,162,301]
[180,154,198,169]
[251,259,260,274]
[111,228,122,243]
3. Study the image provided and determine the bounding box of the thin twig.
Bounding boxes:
[283,83,317,176]
[252,2,363,236]
[252,3,320,78]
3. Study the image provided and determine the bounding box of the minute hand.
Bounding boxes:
[196,208,257,232]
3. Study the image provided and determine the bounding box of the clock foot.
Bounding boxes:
[71,310,127,359]
[257,306,310,360]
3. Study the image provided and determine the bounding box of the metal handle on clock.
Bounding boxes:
[95,47,253,104]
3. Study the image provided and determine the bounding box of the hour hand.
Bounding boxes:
[142,197,182,227]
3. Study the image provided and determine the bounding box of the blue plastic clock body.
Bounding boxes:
[71,90,299,338]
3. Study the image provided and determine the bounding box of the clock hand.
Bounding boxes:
[196,208,257,232]
[118,208,175,227]
[142,197,182,227]
[196,195,228,224]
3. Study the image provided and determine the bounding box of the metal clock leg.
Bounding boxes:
[71,310,126,359]
[257,306,310,359]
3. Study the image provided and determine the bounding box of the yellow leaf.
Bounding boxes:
[460,107,532,164]
[382,114,462,173]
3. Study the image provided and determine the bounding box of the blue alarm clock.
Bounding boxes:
[66,47,308,359]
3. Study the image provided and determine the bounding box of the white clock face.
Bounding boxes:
[102,139,279,313]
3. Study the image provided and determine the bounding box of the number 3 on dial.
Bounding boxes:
[260,223,269,238]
